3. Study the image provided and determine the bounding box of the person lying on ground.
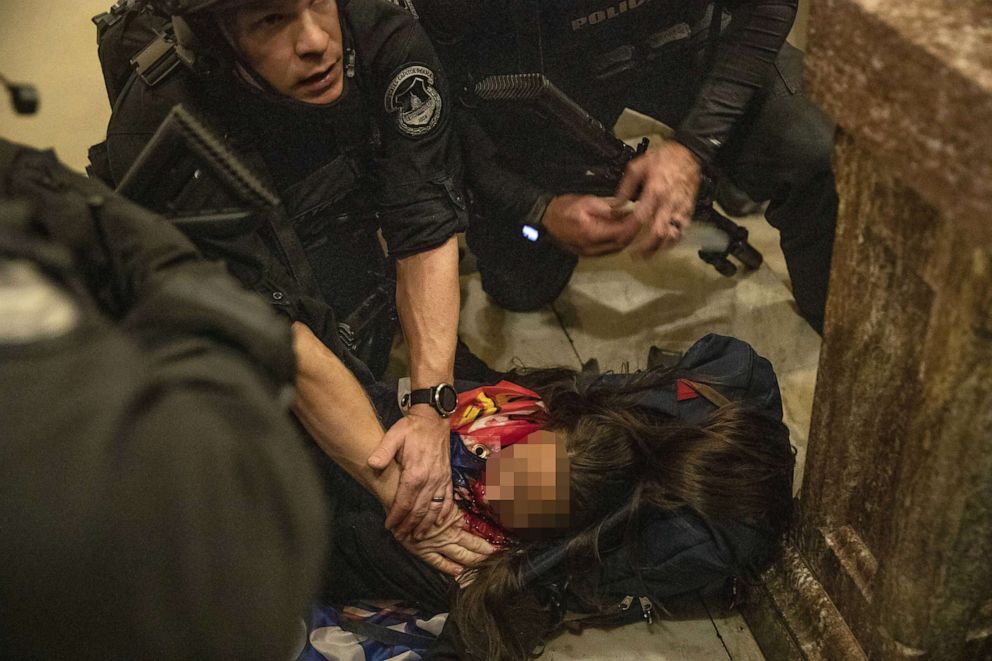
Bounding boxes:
[293,324,795,660]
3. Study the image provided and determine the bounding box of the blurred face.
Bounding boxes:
[222,0,344,104]
[484,430,571,531]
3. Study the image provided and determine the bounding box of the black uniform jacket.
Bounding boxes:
[416,0,798,223]
[91,0,467,365]
[0,140,327,660]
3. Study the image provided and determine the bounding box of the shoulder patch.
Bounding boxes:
[384,64,442,138]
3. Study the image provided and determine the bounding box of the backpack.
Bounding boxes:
[345,334,791,656]
[533,334,791,632]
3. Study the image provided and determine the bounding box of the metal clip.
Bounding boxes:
[638,596,654,625]
[618,595,635,612]
[345,49,356,78]
[337,321,358,351]
[131,32,181,88]
[468,443,490,459]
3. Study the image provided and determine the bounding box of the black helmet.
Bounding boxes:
[139,0,249,78]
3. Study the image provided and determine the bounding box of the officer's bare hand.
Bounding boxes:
[369,404,454,542]
[615,140,702,255]
[541,194,640,257]
[400,508,495,577]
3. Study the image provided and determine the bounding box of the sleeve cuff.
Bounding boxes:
[672,129,720,168]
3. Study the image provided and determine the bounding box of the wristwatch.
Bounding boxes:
[404,383,458,418]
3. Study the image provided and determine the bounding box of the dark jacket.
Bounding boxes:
[0,140,328,660]
[90,0,468,375]
[416,0,798,223]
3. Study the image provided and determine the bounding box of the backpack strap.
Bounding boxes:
[680,378,731,408]
[131,29,182,88]
[336,614,437,649]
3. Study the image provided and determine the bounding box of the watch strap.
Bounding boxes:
[408,387,434,407]
[407,383,458,417]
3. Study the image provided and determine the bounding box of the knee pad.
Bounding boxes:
[477,240,578,311]
[467,213,579,311]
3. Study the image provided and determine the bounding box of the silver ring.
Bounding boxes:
[430,496,445,503]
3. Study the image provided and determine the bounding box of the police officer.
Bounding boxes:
[0,138,327,659]
[417,0,837,333]
[90,0,470,539]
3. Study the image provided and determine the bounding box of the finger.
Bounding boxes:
[608,199,637,219]
[582,195,616,218]
[368,425,405,470]
[384,464,427,530]
[454,530,496,556]
[650,199,679,240]
[393,476,436,539]
[439,488,455,524]
[426,553,465,578]
[631,209,671,256]
[430,506,463,535]
[384,482,417,533]
[614,160,645,202]
[598,215,642,249]
[658,228,681,252]
[665,214,690,248]
[413,454,452,539]
[439,544,489,567]
[633,191,667,229]
[575,207,642,256]
[414,488,449,541]
[616,216,644,247]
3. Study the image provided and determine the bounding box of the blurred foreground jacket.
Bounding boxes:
[0,139,327,660]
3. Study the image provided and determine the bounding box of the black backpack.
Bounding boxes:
[528,334,792,633]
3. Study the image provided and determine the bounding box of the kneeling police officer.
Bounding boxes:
[90,0,470,540]
[417,0,837,333]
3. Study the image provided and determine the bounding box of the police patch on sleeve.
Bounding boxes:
[384,65,442,138]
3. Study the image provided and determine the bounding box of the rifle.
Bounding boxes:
[116,104,280,238]
[470,73,762,276]
[117,104,397,371]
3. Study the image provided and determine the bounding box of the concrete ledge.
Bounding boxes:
[806,0,992,241]
[741,544,866,661]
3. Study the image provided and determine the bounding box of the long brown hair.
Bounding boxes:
[451,365,795,660]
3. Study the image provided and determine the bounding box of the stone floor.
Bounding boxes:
[1,3,821,658]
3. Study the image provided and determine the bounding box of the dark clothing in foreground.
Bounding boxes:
[0,141,327,660]
[91,0,468,377]
[418,0,837,332]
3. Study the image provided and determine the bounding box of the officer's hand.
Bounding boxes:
[369,405,454,542]
[614,140,702,255]
[541,194,640,257]
[399,508,495,577]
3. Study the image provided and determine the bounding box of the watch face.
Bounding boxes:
[437,384,458,415]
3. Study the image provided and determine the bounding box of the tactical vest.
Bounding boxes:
[443,0,715,107]
[90,2,397,377]
[550,1,717,97]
